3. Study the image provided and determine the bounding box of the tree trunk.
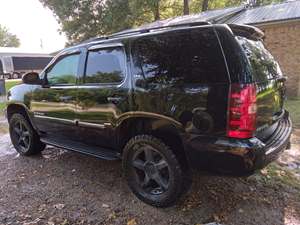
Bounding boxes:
[153,0,160,21]
[183,0,189,15]
[202,0,209,11]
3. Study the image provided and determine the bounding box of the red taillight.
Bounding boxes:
[227,83,257,139]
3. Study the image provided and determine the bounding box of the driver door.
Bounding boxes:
[30,51,81,141]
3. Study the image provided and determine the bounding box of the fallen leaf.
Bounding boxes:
[102,203,109,208]
[127,218,137,225]
[53,203,65,210]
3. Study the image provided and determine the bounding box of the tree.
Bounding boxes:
[0,25,20,47]
[40,0,284,45]
[183,0,190,15]
[202,0,209,11]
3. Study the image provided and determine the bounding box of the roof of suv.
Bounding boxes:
[59,22,263,55]
[60,22,212,53]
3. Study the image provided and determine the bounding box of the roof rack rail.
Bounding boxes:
[81,21,211,45]
[108,21,211,39]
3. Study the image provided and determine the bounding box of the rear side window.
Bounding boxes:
[237,37,282,83]
[132,27,228,86]
[85,47,125,84]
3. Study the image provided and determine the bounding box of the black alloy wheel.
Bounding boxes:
[123,135,190,207]
[132,143,170,195]
[11,119,31,153]
[9,113,45,155]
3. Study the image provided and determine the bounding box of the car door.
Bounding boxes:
[30,51,81,141]
[76,43,130,149]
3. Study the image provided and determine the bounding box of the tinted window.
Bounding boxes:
[132,28,228,86]
[47,54,79,85]
[237,37,282,83]
[85,47,125,84]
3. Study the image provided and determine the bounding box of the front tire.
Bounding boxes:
[123,135,189,207]
[9,113,45,156]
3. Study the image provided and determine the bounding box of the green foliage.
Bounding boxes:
[285,97,300,129]
[0,25,20,47]
[39,0,285,45]
[0,102,5,112]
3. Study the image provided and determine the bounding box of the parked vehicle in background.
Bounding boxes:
[5,23,292,207]
[0,48,52,79]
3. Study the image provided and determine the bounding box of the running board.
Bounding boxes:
[41,137,120,160]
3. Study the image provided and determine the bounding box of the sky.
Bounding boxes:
[0,0,67,53]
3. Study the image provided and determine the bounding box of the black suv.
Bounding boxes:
[5,23,292,207]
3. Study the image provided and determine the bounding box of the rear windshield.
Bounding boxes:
[236,36,283,83]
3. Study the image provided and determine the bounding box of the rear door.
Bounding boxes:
[237,37,286,132]
[76,44,130,149]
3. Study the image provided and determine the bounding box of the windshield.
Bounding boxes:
[236,36,283,83]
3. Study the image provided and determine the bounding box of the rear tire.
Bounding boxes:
[123,135,190,207]
[9,113,45,156]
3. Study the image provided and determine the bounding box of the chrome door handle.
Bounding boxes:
[107,97,123,104]
[59,96,72,101]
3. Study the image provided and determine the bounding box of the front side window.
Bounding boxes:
[46,54,80,85]
[85,47,125,84]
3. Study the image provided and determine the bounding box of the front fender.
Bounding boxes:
[6,84,39,129]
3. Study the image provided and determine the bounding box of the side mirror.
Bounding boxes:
[22,72,42,85]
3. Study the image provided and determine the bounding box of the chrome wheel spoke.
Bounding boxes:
[23,137,29,148]
[153,172,169,191]
[144,147,154,162]
[14,127,22,135]
[155,159,168,170]
[132,159,145,171]
[141,174,151,187]
[18,137,23,144]
[22,131,30,137]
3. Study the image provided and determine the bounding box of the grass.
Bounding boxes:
[0,102,5,111]
[5,80,21,92]
[0,80,21,116]
[285,97,300,129]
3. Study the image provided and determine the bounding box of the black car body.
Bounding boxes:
[5,23,292,207]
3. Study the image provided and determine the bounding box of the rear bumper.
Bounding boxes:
[184,110,292,174]
[252,111,292,170]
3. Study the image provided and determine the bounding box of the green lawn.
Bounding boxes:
[0,102,5,116]
[5,80,21,92]
[285,97,300,129]
[0,80,21,115]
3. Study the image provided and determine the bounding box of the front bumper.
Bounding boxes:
[184,111,292,174]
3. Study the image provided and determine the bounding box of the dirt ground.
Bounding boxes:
[0,116,300,225]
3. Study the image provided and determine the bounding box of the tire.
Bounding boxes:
[9,113,45,156]
[12,73,19,79]
[123,135,190,207]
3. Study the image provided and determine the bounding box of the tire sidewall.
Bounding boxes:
[9,114,35,155]
[123,135,184,207]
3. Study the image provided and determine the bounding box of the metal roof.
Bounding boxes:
[135,5,245,29]
[128,0,300,31]
[226,0,300,24]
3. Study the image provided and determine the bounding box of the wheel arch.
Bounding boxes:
[116,114,190,170]
[6,103,36,129]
